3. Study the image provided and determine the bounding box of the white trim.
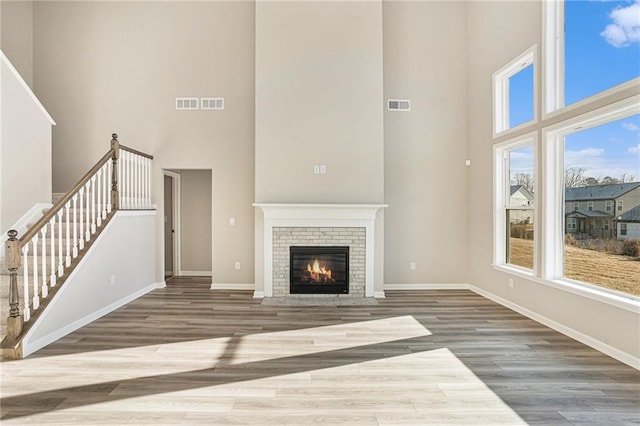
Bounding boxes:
[373,291,386,298]
[210,283,255,290]
[469,285,639,370]
[163,170,181,279]
[1,202,52,257]
[0,50,56,125]
[542,0,564,116]
[493,45,537,136]
[23,282,159,357]
[118,210,156,217]
[156,281,167,289]
[384,283,470,290]
[253,291,265,298]
[254,204,387,298]
[180,270,212,277]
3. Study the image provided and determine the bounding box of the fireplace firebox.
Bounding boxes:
[290,246,349,294]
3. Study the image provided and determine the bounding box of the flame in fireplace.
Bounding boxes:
[306,259,332,281]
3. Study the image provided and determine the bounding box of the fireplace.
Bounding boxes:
[290,246,349,294]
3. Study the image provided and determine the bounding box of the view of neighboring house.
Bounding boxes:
[509,184,534,226]
[565,182,640,239]
[617,204,640,240]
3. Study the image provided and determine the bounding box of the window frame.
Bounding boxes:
[541,95,640,283]
[493,45,538,137]
[605,200,613,211]
[617,200,623,212]
[493,132,538,275]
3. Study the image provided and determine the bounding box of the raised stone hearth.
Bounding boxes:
[254,204,386,299]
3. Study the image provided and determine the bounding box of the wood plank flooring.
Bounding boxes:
[1,276,639,425]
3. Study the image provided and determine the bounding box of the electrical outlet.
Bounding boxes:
[319,165,326,174]
[508,278,514,288]
[235,262,241,270]
[410,262,416,271]
[313,165,320,174]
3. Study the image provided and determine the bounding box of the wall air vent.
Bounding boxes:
[387,99,411,111]
[201,97,224,110]
[175,98,199,110]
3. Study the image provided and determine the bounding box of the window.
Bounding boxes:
[617,200,623,212]
[544,0,640,114]
[494,136,536,271]
[544,98,639,297]
[494,2,640,300]
[494,46,536,134]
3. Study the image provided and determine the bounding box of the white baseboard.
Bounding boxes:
[23,282,159,357]
[469,284,640,370]
[374,291,386,298]
[210,283,255,290]
[155,281,167,289]
[179,270,212,277]
[253,291,265,298]
[1,202,52,257]
[384,283,470,290]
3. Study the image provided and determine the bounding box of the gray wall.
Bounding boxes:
[383,1,468,285]
[180,170,212,274]
[255,1,384,204]
[32,1,255,284]
[1,0,33,87]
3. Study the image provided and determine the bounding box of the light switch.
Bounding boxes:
[229,217,235,226]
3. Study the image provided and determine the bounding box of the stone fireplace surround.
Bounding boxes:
[254,204,387,298]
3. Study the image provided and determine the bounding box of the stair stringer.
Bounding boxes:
[21,210,162,357]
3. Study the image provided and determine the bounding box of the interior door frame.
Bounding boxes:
[163,170,181,277]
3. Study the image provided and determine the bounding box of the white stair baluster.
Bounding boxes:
[85,182,91,241]
[57,210,64,276]
[22,245,30,322]
[103,163,109,218]
[128,151,133,208]
[79,187,85,249]
[147,157,152,207]
[32,236,39,309]
[97,170,102,227]
[41,227,48,298]
[72,194,78,257]
[65,203,71,267]
[137,155,141,208]
[91,175,97,233]
[49,216,56,287]
[107,160,112,213]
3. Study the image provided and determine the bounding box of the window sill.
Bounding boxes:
[492,264,640,314]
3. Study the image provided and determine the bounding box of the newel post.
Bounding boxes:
[111,133,120,210]
[5,230,23,341]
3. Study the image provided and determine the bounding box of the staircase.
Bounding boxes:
[1,134,154,359]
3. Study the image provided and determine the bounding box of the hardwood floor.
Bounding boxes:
[1,276,639,425]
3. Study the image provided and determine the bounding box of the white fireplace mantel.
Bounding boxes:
[254,203,387,298]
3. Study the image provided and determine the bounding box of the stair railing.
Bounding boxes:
[3,134,153,357]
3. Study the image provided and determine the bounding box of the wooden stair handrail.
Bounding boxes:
[19,148,115,245]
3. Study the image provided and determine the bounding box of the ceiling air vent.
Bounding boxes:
[387,99,410,111]
[201,97,224,110]
[175,98,199,110]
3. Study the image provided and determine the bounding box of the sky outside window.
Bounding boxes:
[565,0,640,106]
[564,114,640,182]
[508,64,534,128]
